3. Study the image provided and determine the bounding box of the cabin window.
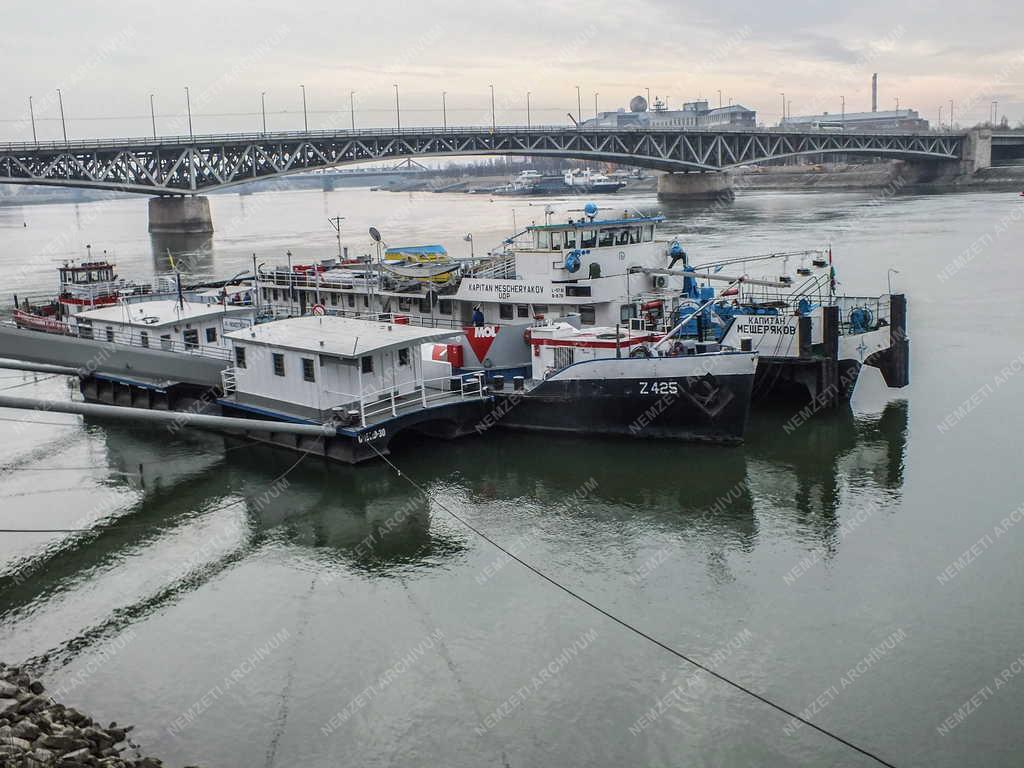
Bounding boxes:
[616,229,630,245]
[398,348,410,366]
[272,289,279,301]
[418,297,431,314]
[642,225,654,242]
[235,346,247,369]
[273,353,285,377]
[79,325,94,340]
[438,299,452,315]
[330,292,338,306]
[160,334,171,351]
[516,304,529,318]
[564,231,577,249]
[140,331,149,348]
[580,305,596,325]
[398,297,412,311]
[550,232,563,250]
[361,356,374,374]
[302,357,316,382]
[536,231,551,249]
[263,288,271,301]
[347,294,355,308]
[581,230,597,248]
[533,304,549,315]
[620,304,637,323]
[499,304,514,320]
[105,327,115,342]
[629,228,641,244]
[598,229,615,247]
[361,295,369,308]
[183,329,199,349]
[205,327,217,344]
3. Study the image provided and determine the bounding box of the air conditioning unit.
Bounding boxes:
[653,275,668,289]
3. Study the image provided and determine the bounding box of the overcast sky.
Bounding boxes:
[1,0,1021,141]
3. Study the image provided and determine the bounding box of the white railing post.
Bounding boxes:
[391,388,397,416]
[359,398,366,427]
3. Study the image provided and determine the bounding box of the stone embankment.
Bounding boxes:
[0,662,186,768]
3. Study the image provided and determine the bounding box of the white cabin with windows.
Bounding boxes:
[73,300,255,356]
[223,315,466,422]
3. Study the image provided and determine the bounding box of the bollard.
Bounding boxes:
[513,376,525,391]
[740,336,752,352]
[492,374,505,391]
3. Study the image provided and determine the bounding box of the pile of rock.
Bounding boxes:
[0,663,165,767]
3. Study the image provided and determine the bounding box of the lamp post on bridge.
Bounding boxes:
[594,92,599,120]
[779,92,785,125]
[350,91,355,131]
[394,83,401,131]
[299,84,308,131]
[28,96,37,144]
[575,85,582,127]
[56,88,67,144]
[938,105,943,131]
[490,84,496,132]
[645,87,650,111]
[526,91,531,129]
[260,92,267,134]
[442,91,447,131]
[949,99,954,130]
[840,95,845,134]
[150,93,157,138]
[717,89,722,109]
[184,86,193,140]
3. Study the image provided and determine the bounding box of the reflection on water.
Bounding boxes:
[0,399,908,658]
[148,232,215,277]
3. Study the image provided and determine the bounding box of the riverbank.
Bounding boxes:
[0,662,172,767]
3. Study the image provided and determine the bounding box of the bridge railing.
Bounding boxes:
[0,125,963,153]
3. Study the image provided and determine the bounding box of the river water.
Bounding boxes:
[1,185,1023,767]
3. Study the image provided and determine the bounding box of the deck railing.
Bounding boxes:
[323,371,487,428]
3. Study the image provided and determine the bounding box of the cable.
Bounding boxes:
[367,443,897,768]
[0,375,61,392]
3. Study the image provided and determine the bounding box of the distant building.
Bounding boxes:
[582,96,756,130]
[781,109,929,132]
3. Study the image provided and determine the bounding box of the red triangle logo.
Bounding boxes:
[463,325,499,363]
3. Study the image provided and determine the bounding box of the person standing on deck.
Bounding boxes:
[472,305,485,327]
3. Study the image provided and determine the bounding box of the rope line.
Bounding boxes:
[367,442,897,768]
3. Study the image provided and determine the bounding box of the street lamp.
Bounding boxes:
[894,96,900,112]
[464,233,474,258]
[442,91,447,131]
[949,99,954,130]
[938,106,943,130]
[184,86,193,139]
[645,87,651,110]
[526,91,531,129]
[261,91,267,134]
[887,268,900,295]
[779,92,785,125]
[394,83,401,130]
[350,90,355,131]
[575,85,582,126]
[840,95,845,134]
[28,96,36,144]
[717,89,722,109]
[299,84,308,131]
[490,84,495,132]
[56,88,67,143]
[594,92,599,120]
[150,93,157,138]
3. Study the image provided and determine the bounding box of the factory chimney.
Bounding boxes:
[872,73,878,112]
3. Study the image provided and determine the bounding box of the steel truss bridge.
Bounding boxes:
[0,126,966,195]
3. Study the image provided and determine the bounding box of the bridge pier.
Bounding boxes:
[656,172,734,201]
[960,128,992,175]
[148,195,214,234]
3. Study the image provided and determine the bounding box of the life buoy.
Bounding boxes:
[523,329,531,344]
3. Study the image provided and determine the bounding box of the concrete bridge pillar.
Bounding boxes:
[148,195,214,234]
[656,171,734,201]
[961,128,992,175]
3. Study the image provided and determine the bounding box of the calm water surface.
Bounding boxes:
[1,186,1023,767]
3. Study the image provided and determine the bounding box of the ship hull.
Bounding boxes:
[490,353,756,444]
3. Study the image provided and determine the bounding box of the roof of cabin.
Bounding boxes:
[225,315,461,358]
[527,216,664,232]
[77,300,252,327]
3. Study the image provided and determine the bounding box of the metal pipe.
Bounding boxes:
[0,394,337,437]
[0,359,80,376]
[639,267,790,288]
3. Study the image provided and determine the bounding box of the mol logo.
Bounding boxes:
[463,325,500,364]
